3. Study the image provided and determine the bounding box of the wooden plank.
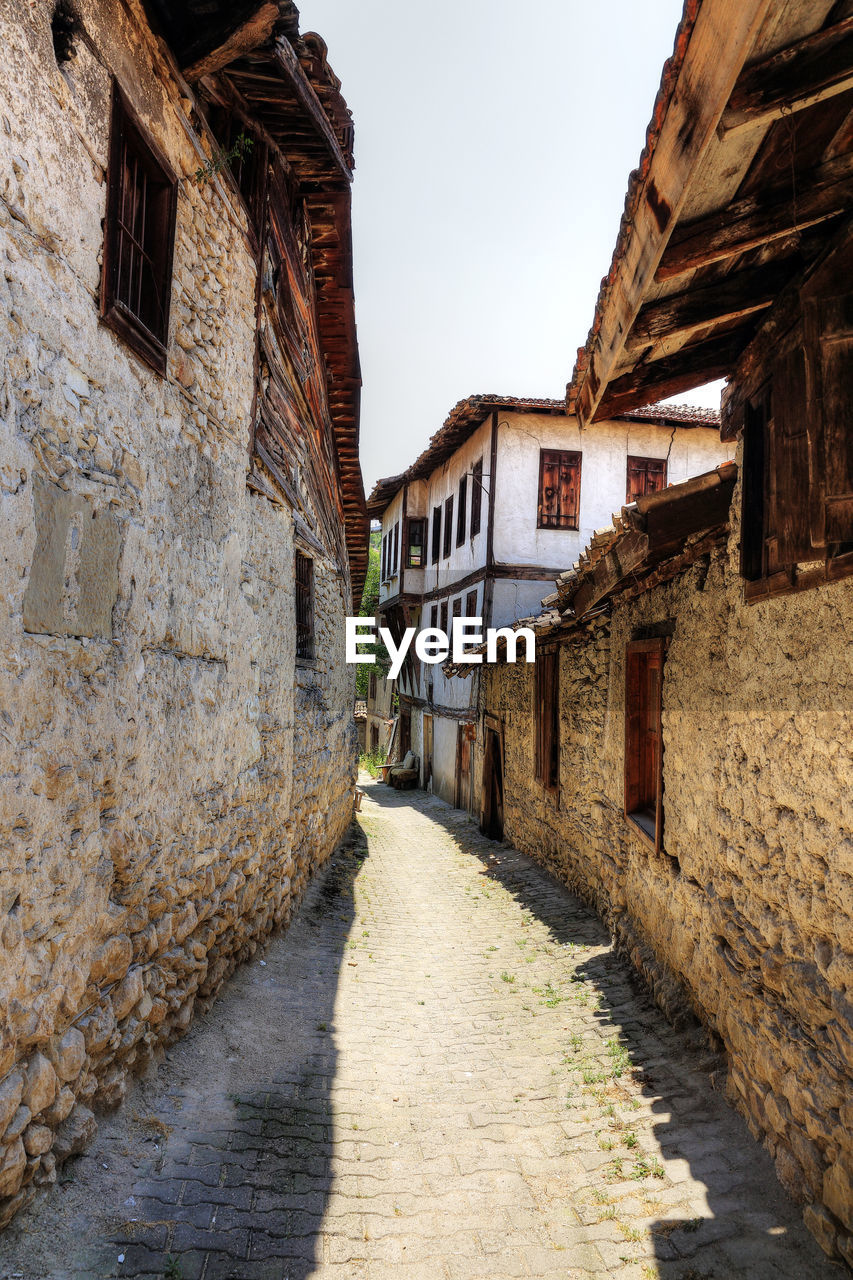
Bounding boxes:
[572,0,773,427]
[720,18,853,134]
[273,38,352,180]
[629,261,792,350]
[593,332,745,422]
[656,153,853,280]
[183,3,279,79]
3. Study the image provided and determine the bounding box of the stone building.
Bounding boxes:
[367,393,731,809]
[0,0,366,1224]
[464,0,853,1261]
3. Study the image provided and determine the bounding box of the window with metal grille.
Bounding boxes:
[537,450,581,530]
[470,458,483,536]
[443,495,454,558]
[102,84,178,375]
[624,638,665,850]
[456,474,467,546]
[626,456,667,504]
[295,552,314,661]
[534,646,559,793]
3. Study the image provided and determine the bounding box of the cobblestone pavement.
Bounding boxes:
[0,778,842,1280]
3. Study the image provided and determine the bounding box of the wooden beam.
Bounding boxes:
[183,3,280,81]
[628,260,792,350]
[593,332,746,422]
[570,0,773,428]
[720,17,853,135]
[273,38,352,180]
[655,152,853,280]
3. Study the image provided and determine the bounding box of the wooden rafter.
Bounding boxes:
[182,3,280,80]
[628,260,792,351]
[273,38,352,180]
[720,17,853,135]
[655,151,853,280]
[594,332,746,422]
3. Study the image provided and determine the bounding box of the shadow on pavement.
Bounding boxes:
[367,781,840,1280]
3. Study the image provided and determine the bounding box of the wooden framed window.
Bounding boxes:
[368,672,377,701]
[439,599,448,634]
[465,589,477,617]
[399,711,412,759]
[456,475,468,546]
[534,647,559,793]
[626,456,667,503]
[205,107,267,238]
[624,638,665,850]
[538,450,581,530]
[429,603,438,628]
[431,505,442,565]
[407,517,426,567]
[443,495,454,558]
[451,596,462,622]
[471,459,483,536]
[392,521,400,574]
[102,83,178,376]
[381,533,387,583]
[295,552,314,662]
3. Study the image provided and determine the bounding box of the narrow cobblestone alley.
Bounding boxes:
[0,780,840,1280]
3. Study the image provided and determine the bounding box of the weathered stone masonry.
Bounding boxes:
[481,461,853,1262]
[0,0,363,1225]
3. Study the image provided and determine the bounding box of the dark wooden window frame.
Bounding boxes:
[368,672,377,702]
[392,521,400,574]
[295,551,315,662]
[431,505,442,565]
[471,458,483,537]
[624,637,666,852]
[101,82,178,376]
[465,589,478,617]
[439,599,448,634]
[443,495,454,559]
[407,517,426,568]
[456,474,468,546]
[429,603,438,629]
[537,449,582,530]
[626,455,667,504]
[534,645,560,796]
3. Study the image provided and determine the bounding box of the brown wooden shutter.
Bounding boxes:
[626,457,667,504]
[804,294,853,549]
[538,452,561,527]
[539,451,581,529]
[767,347,811,573]
[558,454,581,529]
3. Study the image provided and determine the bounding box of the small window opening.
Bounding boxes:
[52,0,79,64]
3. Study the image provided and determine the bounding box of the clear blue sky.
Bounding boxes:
[296,0,716,492]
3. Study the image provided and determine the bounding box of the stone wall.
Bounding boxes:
[482,454,853,1262]
[0,0,357,1225]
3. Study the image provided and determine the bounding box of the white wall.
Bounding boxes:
[492,412,735,568]
[422,417,492,595]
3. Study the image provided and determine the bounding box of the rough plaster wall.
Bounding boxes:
[485,462,853,1261]
[0,0,355,1225]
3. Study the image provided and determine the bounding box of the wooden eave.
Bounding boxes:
[567,0,853,426]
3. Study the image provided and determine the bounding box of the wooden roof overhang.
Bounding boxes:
[567,0,853,428]
[143,1,367,605]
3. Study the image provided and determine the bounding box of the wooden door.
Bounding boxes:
[481,727,504,840]
[456,723,473,811]
[423,714,433,787]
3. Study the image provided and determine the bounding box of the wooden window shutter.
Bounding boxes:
[624,638,665,852]
[626,457,667,504]
[804,294,853,549]
[767,347,811,573]
[443,495,454,558]
[431,506,441,564]
[457,475,467,546]
[539,451,581,529]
